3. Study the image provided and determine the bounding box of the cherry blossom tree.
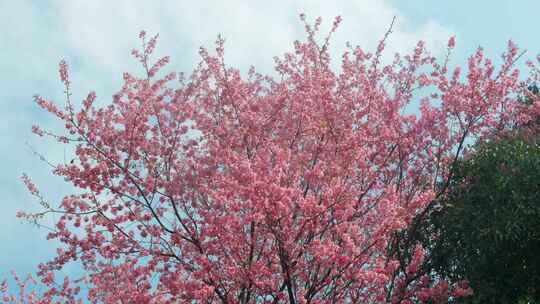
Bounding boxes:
[3,16,540,303]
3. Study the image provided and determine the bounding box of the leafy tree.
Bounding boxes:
[2,17,539,303]
[395,125,540,303]
[442,138,539,303]
[394,82,540,303]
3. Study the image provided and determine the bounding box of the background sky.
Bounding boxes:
[1,0,540,291]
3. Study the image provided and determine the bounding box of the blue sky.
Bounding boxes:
[1,0,539,292]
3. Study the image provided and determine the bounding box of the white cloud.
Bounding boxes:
[52,0,454,78]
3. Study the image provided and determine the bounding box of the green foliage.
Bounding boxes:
[422,137,540,303]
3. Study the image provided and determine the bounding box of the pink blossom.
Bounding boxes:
[6,16,537,303]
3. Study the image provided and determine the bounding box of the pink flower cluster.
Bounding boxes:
[4,15,540,303]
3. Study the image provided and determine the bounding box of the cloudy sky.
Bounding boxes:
[1,0,539,288]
